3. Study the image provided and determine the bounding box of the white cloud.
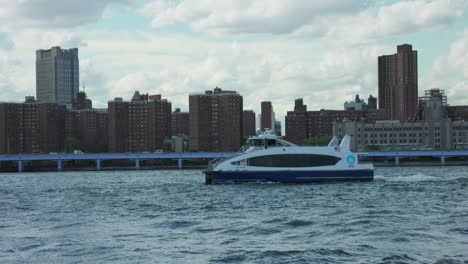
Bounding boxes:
[104,40,390,121]
[447,31,468,78]
[143,0,366,34]
[143,0,467,43]
[0,32,14,50]
[375,0,465,35]
[447,81,468,105]
[0,0,130,28]
[424,30,468,105]
[0,52,35,102]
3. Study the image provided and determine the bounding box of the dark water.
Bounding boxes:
[1,167,468,264]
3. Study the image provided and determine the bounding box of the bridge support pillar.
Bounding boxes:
[96,159,101,170]
[136,159,140,170]
[57,160,63,171]
[441,155,446,166]
[395,156,400,166]
[178,158,183,169]
[18,160,23,173]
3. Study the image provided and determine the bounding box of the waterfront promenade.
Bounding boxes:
[2,150,468,172]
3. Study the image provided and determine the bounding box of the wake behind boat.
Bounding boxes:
[205,130,373,184]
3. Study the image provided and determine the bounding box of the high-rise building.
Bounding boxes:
[72,91,92,110]
[148,98,172,151]
[285,98,367,144]
[0,98,66,154]
[189,87,243,152]
[261,101,274,130]
[274,121,282,136]
[368,95,377,110]
[172,108,190,137]
[108,98,129,153]
[378,44,418,121]
[108,93,172,153]
[242,110,256,139]
[66,108,108,153]
[0,103,24,154]
[36,47,79,108]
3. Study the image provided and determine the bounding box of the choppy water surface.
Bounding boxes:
[1,167,468,264]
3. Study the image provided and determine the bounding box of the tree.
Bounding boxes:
[303,135,333,146]
[95,144,108,153]
[365,145,381,151]
[65,136,81,153]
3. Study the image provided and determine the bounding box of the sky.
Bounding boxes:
[0,0,467,123]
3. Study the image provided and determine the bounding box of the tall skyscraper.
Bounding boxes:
[378,44,418,121]
[189,87,243,152]
[36,46,79,108]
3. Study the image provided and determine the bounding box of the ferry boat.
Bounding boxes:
[204,130,373,184]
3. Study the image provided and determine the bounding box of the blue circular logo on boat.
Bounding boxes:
[346,155,356,165]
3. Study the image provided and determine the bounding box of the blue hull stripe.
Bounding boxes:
[209,170,374,184]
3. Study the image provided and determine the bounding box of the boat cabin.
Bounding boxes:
[246,131,296,150]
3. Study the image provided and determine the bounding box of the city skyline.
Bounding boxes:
[0,1,467,121]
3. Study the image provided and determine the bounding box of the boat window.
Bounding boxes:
[249,139,264,147]
[231,159,247,166]
[247,154,341,167]
[267,139,276,147]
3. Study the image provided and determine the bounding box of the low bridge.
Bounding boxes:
[359,150,468,166]
[0,152,235,172]
[1,150,468,172]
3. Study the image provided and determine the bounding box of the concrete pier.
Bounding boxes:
[17,160,23,173]
[57,160,63,171]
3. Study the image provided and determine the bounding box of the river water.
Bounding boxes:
[1,167,467,263]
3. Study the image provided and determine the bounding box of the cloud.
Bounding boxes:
[375,0,466,35]
[80,59,108,107]
[424,30,468,105]
[143,0,366,34]
[0,32,14,50]
[447,81,468,106]
[0,0,131,28]
[429,30,468,80]
[104,41,390,120]
[0,53,35,102]
[143,0,467,42]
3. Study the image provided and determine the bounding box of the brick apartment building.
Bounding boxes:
[0,98,66,154]
[261,101,274,130]
[172,108,189,136]
[108,92,172,153]
[189,87,243,152]
[378,44,418,121]
[285,98,369,145]
[243,110,256,140]
[66,109,108,153]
